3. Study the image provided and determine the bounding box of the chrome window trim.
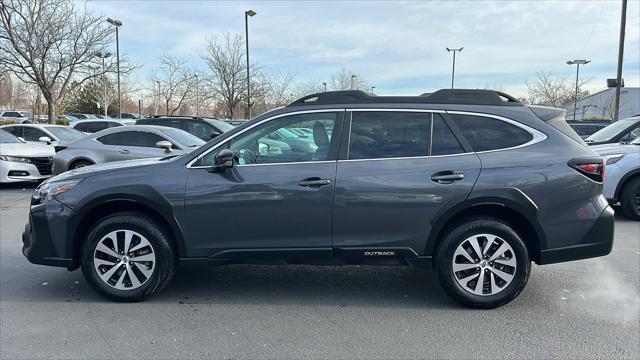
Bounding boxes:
[445,110,547,154]
[187,109,343,168]
[187,108,548,168]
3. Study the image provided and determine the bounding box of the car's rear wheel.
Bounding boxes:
[80,212,176,302]
[620,177,640,221]
[435,216,530,309]
[70,160,94,170]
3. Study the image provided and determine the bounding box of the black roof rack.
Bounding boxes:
[287,89,522,107]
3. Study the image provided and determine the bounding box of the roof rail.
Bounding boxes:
[149,115,201,119]
[287,89,522,107]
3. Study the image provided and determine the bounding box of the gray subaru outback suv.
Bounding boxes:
[23,89,614,308]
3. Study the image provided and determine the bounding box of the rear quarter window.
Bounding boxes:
[449,114,533,152]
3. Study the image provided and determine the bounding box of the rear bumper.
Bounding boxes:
[538,205,614,265]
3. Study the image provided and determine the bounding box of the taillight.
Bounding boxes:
[568,157,605,183]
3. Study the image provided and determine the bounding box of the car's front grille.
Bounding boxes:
[29,157,53,175]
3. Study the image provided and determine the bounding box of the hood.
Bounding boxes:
[0,143,55,157]
[50,156,173,182]
[591,143,640,156]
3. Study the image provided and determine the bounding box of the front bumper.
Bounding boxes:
[22,200,75,269]
[538,205,615,265]
[0,160,51,183]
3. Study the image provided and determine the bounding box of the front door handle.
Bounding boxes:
[298,178,332,187]
[119,149,130,154]
[431,171,464,184]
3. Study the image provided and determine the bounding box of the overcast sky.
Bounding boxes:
[87,0,640,98]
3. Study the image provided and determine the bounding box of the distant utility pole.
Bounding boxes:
[613,0,627,122]
[446,46,463,89]
[106,18,122,118]
[566,59,590,120]
[244,9,256,119]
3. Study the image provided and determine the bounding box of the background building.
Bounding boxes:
[565,87,640,121]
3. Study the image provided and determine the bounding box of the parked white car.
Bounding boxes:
[0,124,85,149]
[592,137,640,220]
[0,129,55,183]
[0,110,33,124]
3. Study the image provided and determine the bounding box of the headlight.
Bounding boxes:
[0,155,31,163]
[32,179,82,205]
[603,154,625,165]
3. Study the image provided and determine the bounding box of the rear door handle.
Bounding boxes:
[119,149,130,154]
[298,178,332,187]
[431,171,464,184]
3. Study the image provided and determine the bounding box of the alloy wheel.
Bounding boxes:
[93,230,156,290]
[452,233,517,296]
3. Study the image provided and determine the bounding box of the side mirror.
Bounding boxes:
[210,131,221,139]
[156,140,173,152]
[38,136,52,144]
[208,149,234,172]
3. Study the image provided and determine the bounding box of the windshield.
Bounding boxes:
[160,128,206,147]
[631,137,640,145]
[586,118,638,142]
[43,126,86,141]
[206,119,234,133]
[0,129,20,143]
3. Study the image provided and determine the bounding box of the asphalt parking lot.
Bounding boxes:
[0,183,638,359]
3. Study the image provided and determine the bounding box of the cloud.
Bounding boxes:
[87,0,640,97]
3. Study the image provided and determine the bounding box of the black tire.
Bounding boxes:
[69,160,94,170]
[435,216,530,309]
[620,177,640,221]
[80,212,176,302]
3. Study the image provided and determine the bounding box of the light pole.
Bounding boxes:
[155,80,160,116]
[613,0,627,122]
[244,9,256,119]
[351,75,356,90]
[323,82,327,92]
[566,59,590,120]
[194,74,199,117]
[371,86,375,94]
[107,18,122,119]
[446,47,463,89]
[95,52,111,117]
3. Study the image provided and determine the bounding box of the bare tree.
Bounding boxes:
[0,0,114,123]
[154,55,194,115]
[202,32,252,119]
[0,73,11,108]
[526,71,589,108]
[331,68,368,91]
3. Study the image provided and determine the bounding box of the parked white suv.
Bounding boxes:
[593,137,640,220]
[0,110,32,124]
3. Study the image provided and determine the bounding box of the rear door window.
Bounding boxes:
[348,112,430,159]
[449,114,533,152]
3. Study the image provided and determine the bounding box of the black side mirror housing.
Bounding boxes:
[208,149,234,172]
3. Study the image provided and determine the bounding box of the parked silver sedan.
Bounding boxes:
[52,125,205,175]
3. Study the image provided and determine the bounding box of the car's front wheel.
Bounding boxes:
[620,177,640,221]
[80,212,176,302]
[435,216,530,309]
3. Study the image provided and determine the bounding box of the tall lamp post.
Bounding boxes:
[371,86,375,94]
[107,18,122,119]
[194,74,199,117]
[95,52,111,117]
[566,59,590,120]
[155,80,160,116]
[446,46,463,89]
[323,82,327,92]
[351,75,356,90]
[244,9,256,119]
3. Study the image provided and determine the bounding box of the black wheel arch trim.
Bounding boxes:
[68,186,187,264]
[614,169,640,200]
[425,187,547,258]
